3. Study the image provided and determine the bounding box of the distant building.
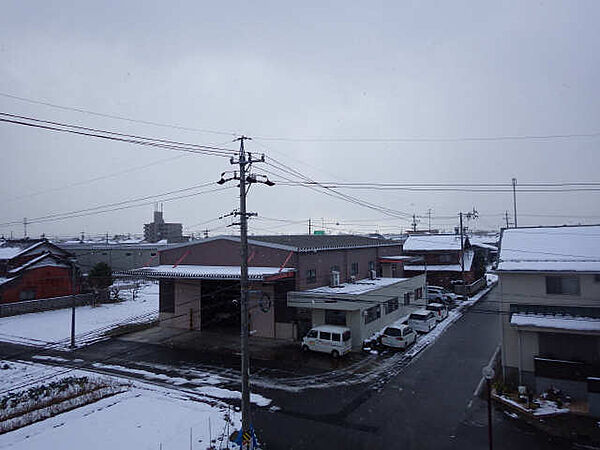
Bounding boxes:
[401,234,476,289]
[497,225,600,403]
[143,210,185,243]
[0,239,77,304]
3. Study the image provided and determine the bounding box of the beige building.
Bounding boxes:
[497,225,600,402]
[287,274,426,348]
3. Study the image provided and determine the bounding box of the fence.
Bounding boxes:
[0,290,109,317]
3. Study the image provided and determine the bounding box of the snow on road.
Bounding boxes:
[0,282,159,348]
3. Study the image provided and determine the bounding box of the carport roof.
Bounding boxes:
[122,265,295,281]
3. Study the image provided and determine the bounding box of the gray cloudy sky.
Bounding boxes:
[1,1,599,239]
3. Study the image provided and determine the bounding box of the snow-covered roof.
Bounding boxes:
[511,313,600,332]
[471,242,498,251]
[498,225,600,272]
[403,234,468,252]
[305,277,410,295]
[0,277,15,286]
[405,250,474,272]
[124,265,295,281]
[0,247,24,260]
[8,253,70,274]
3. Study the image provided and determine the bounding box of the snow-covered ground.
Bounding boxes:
[0,282,159,348]
[0,360,242,450]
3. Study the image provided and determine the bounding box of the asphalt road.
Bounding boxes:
[252,286,569,449]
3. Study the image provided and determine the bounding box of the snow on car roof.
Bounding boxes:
[498,225,600,272]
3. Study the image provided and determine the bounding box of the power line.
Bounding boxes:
[0,92,237,137]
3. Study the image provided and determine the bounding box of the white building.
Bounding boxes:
[287,274,426,348]
[497,225,600,404]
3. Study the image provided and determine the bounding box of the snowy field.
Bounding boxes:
[0,360,241,450]
[0,282,159,348]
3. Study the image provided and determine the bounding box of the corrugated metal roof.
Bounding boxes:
[123,265,295,281]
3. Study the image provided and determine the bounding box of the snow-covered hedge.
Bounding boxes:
[0,376,126,433]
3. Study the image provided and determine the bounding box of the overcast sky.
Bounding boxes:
[1,1,599,239]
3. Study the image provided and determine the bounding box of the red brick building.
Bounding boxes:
[0,240,77,304]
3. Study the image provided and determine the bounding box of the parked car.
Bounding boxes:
[301,325,352,357]
[427,286,464,304]
[407,310,437,333]
[380,324,417,349]
[426,303,448,321]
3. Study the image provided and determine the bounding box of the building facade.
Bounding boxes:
[497,225,600,403]
[125,234,405,341]
[0,239,77,304]
[143,210,185,243]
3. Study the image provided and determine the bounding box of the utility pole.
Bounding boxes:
[411,213,418,232]
[458,208,478,297]
[308,218,312,235]
[459,212,465,289]
[217,136,274,449]
[70,258,77,349]
[427,209,432,233]
[23,217,27,239]
[504,211,510,229]
[203,229,209,239]
[512,178,518,228]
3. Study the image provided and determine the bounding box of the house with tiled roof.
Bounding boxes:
[496,225,600,410]
[0,239,77,304]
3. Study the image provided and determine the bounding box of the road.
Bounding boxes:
[0,285,573,449]
[252,286,570,449]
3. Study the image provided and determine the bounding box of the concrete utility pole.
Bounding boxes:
[504,211,510,229]
[218,136,273,449]
[70,258,77,349]
[427,209,432,233]
[512,178,518,228]
[23,217,27,238]
[411,213,418,232]
[458,208,478,296]
[308,218,312,235]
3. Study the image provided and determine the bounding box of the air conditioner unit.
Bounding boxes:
[369,270,377,280]
[330,271,341,287]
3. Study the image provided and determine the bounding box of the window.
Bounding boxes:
[546,276,580,295]
[351,262,359,276]
[150,252,157,257]
[325,310,346,326]
[125,252,132,257]
[319,331,331,340]
[403,292,411,305]
[306,268,317,284]
[19,289,36,301]
[331,333,341,342]
[342,331,351,341]
[384,297,399,314]
[364,305,381,324]
[307,329,318,338]
[439,254,452,263]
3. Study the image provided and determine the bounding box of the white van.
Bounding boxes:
[426,303,448,322]
[301,325,352,357]
[407,310,437,333]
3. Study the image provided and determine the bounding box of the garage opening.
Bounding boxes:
[200,280,240,332]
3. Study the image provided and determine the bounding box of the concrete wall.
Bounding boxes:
[0,291,105,317]
[61,245,163,272]
[500,272,600,394]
